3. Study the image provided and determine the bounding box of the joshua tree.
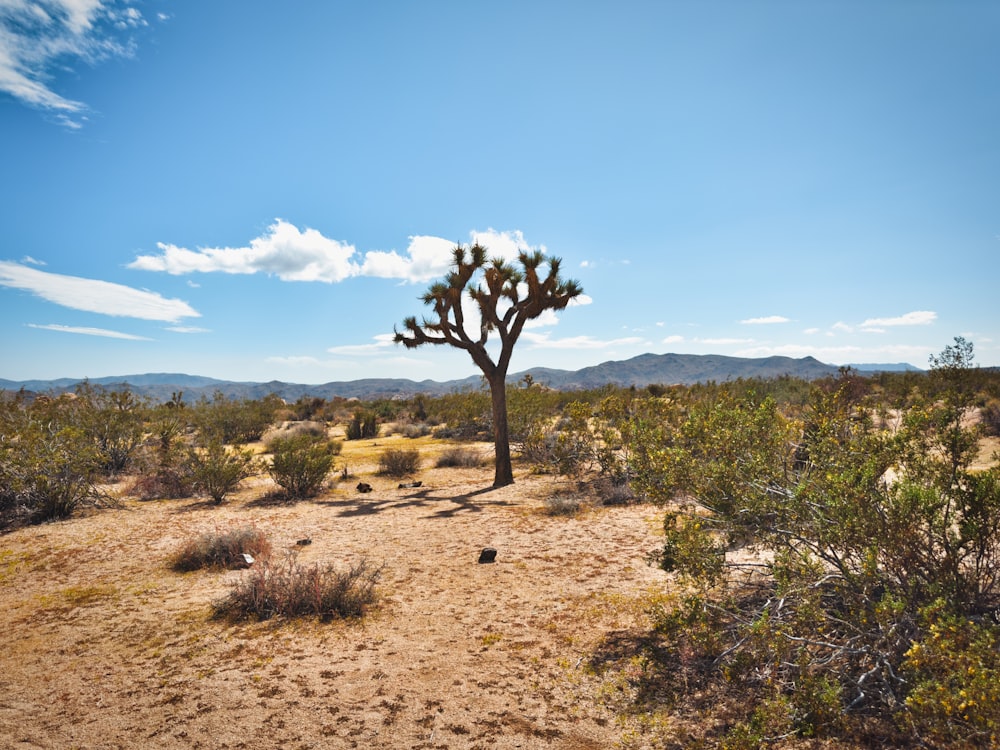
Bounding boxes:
[395,243,583,487]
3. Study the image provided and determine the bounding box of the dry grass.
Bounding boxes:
[0,439,667,749]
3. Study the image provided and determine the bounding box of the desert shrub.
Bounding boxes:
[193,392,281,445]
[171,525,272,571]
[377,448,420,477]
[629,339,1000,746]
[261,420,327,445]
[129,409,194,500]
[0,393,101,524]
[543,494,585,516]
[426,389,491,440]
[389,421,431,439]
[187,437,259,504]
[434,446,486,468]
[903,602,1000,746]
[74,384,148,475]
[215,555,381,621]
[268,434,340,498]
[981,398,1000,437]
[345,410,378,440]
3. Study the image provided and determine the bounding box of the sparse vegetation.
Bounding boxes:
[377,447,420,477]
[214,555,381,621]
[542,494,585,516]
[187,437,260,504]
[267,434,340,499]
[345,410,378,440]
[434,446,486,468]
[395,243,583,487]
[170,525,272,571]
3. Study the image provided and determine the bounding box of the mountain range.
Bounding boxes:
[0,353,921,403]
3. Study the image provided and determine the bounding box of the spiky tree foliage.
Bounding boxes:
[395,243,583,487]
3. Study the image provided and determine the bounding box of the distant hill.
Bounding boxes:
[0,353,922,402]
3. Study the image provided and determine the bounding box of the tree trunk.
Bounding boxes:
[488,372,514,487]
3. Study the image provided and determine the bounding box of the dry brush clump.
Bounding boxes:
[377,447,421,477]
[434,446,487,468]
[170,525,272,572]
[214,555,382,621]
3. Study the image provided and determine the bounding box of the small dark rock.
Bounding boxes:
[398,481,422,489]
[478,547,497,564]
[357,482,373,493]
[296,538,312,546]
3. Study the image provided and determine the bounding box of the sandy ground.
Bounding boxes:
[0,445,669,749]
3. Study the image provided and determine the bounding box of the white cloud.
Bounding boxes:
[131,221,577,287]
[662,335,685,344]
[20,255,45,265]
[265,355,322,367]
[470,228,541,261]
[0,260,199,321]
[521,331,645,350]
[27,323,151,340]
[803,327,820,335]
[327,334,396,356]
[697,337,755,346]
[0,0,144,126]
[166,325,210,334]
[832,322,853,333]
[740,315,790,325]
[359,235,455,282]
[130,220,361,282]
[860,311,937,329]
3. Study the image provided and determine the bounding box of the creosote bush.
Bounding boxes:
[434,446,486,468]
[267,434,341,498]
[171,525,271,571]
[378,447,421,477]
[187,438,259,504]
[629,338,1000,747]
[215,555,381,621]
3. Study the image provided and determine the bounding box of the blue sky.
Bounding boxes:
[1,1,998,384]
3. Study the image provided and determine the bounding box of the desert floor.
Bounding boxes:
[0,436,672,750]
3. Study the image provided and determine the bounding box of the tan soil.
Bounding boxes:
[0,441,669,750]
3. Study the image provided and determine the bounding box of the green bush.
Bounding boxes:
[268,434,340,498]
[377,448,420,477]
[0,392,101,524]
[74,384,148,475]
[171,525,272,571]
[187,438,259,504]
[631,339,1000,745]
[130,408,194,500]
[214,555,381,621]
[345,410,378,440]
[193,392,281,445]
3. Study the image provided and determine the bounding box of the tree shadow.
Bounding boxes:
[313,484,510,519]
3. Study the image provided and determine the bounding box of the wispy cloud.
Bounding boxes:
[860,311,937,329]
[130,222,564,285]
[0,0,148,127]
[166,325,210,334]
[521,332,646,350]
[327,334,396,356]
[740,315,790,325]
[27,323,151,340]
[0,260,199,322]
[697,337,755,346]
